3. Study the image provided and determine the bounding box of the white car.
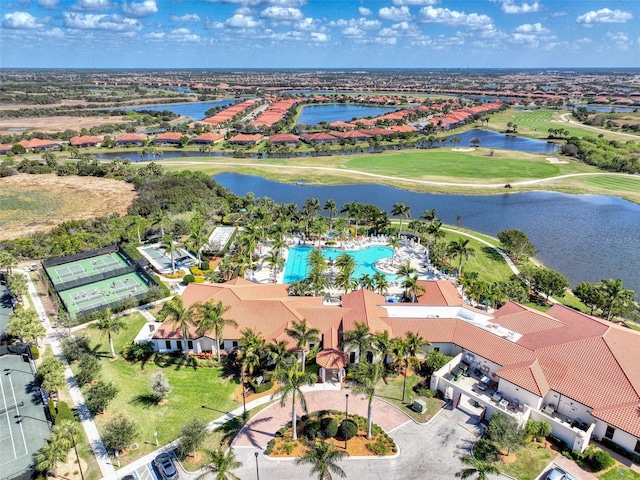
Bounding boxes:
[545,467,569,480]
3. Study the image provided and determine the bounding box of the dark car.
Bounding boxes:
[154,454,178,480]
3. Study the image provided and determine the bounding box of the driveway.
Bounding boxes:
[232,406,484,480]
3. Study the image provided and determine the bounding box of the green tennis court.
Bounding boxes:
[0,355,50,479]
[58,271,151,318]
[47,252,130,287]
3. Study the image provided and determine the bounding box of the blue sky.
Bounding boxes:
[1,0,639,68]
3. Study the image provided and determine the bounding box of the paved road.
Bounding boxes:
[231,407,483,480]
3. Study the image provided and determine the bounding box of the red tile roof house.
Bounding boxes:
[0,144,13,154]
[228,133,263,146]
[299,133,340,144]
[17,138,61,151]
[190,133,225,145]
[145,278,640,456]
[70,135,102,148]
[152,132,183,145]
[115,133,148,146]
[268,133,300,147]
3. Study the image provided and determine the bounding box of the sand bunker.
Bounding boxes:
[546,157,569,164]
[451,147,476,152]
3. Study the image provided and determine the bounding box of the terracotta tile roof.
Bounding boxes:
[341,289,392,335]
[191,133,225,143]
[493,303,563,335]
[591,403,640,438]
[18,138,60,149]
[497,359,550,396]
[153,132,183,141]
[0,144,12,152]
[115,133,147,142]
[229,133,263,144]
[269,133,299,143]
[603,326,640,398]
[70,135,102,146]
[452,321,535,366]
[316,349,348,369]
[382,317,457,343]
[299,133,339,142]
[415,280,463,306]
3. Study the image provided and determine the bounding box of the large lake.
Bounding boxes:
[297,104,398,125]
[442,129,559,154]
[215,173,640,296]
[122,99,236,121]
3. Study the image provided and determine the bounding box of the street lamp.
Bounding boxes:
[255,451,260,480]
[69,428,85,480]
[242,371,247,419]
[154,431,158,447]
[344,393,349,450]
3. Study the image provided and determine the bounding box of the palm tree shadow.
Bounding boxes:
[131,394,160,409]
[231,416,272,448]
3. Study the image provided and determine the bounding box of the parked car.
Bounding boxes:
[476,375,491,391]
[154,454,178,480]
[544,467,569,480]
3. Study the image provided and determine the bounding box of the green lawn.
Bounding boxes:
[374,374,444,423]
[77,313,240,466]
[599,466,640,480]
[487,109,600,140]
[345,149,578,182]
[498,442,555,480]
[579,175,640,194]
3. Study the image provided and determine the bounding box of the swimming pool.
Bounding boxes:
[282,246,393,284]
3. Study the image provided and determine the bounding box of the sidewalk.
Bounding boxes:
[23,269,117,480]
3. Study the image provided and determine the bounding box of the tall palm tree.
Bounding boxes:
[271,362,317,441]
[92,309,126,359]
[335,253,357,294]
[342,321,372,362]
[35,439,68,478]
[197,448,242,480]
[194,300,237,361]
[391,202,411,237]
[296,440,347,480]
[152,210,170,238]
[237,328,265,377]
[393,332,428,402]
[324,199,338,230]
[600,278,635,321]
[285,319,320,372]
[263,249,285,281]
[267,340,291,372]
[160,295,197,360]
[373,272,388,295]
[309,217,329,245]
[420,208,437,224]
[396,261,417,298]
[161,235,179,274]
[358,273,375,291]
[333,217,349,249]
[349,361,384,439]
[373,330,394,373]
[455,454,500,480]
[427,220,446,245]
[388,236,400,266]
[401,274,426,303]
[447,238,476,276]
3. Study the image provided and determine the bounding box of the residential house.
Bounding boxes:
[115,133,148,146]
[70,135,102,148]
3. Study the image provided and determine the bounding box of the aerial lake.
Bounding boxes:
[442,129,560,154]
[297,104,398,125]
[215,173,640,296]
[122,99,236,121]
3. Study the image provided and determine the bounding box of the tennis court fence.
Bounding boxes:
[54,265,138,292]
[76,291,149,318]
[41,244,119,268]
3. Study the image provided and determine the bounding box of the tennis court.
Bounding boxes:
[47,252,130,287]
[58,271,151,318]
[0,354,50,480]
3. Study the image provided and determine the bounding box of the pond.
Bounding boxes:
[215,173,640,297]
[439,129,559,154]
[297,104,398,126]
[121,99,236,121]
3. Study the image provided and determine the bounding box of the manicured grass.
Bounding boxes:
[498,442,555,480]
[374,374,444,423]
[488,109,601,140]
[579,175,640,193]
[77,313,240,466]
[345,149,575,182]
[599,466,640,480]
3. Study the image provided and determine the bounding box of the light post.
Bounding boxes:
[344,393,349,450]
[242,371,247,419]
[154,430,158,447]
[255,451,260,480]
[69,428,85,480]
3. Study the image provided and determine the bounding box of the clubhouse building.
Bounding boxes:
[143,278,640,456]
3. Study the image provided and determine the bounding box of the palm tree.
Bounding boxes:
[267,340,291,372]
[92,309,126,358]
[197,448,242,480]
[393,332,428,402]
[391,201,411,237]
[427,220,445,245]
[152,210,170,238]
[396,261,417,298]
[285,319,320,372]
[373,272,388,295]
[271,362,317,441]
[324,199,338,231]
[447,238,476,276]
[35,439,68,477]
[388,236,400,266]
[401,274,426,303]
[309,217,329,245]
[237,328,265,377]
[333,217,349,249]
[160,295,196,360]
[350,361,384,439]
[296,440,347,480]
[161,235,179,274]
[263,249,285,281]
[342,321,372,362]
[600,278,636,321]
[373,330,394,372]
[194,300,237,361]
[455,454,499,480]
[335,252,357,294]
[358,273,375,291]
[420,208,437,224]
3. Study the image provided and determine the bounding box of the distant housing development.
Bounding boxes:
[146,278,640,457]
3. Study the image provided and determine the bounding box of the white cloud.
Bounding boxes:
[260,6,303,21]
[392,0,437,5]
[63,12,141,30]
[359,7,372,16]
[380,21,420,37]
[225,13,261,28]
[606,31,630,48]
[310,31,328,42]
[496,0,540,14]
[38,0,59,9]
[514,22,549,34]
[418,6,493,29]
[43,27,64,37]
[170,13,200,22]
[216,0,306,6]
[122,0,158,17]
[168,27,201,43]
[378,6,411,21]
[295,17,322,31]
[71,0,113,11]
[577,8,632,26]
[2,12,46,29]
[144,31,165,39]
[330,18,380,29]
[342,26,364,38]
